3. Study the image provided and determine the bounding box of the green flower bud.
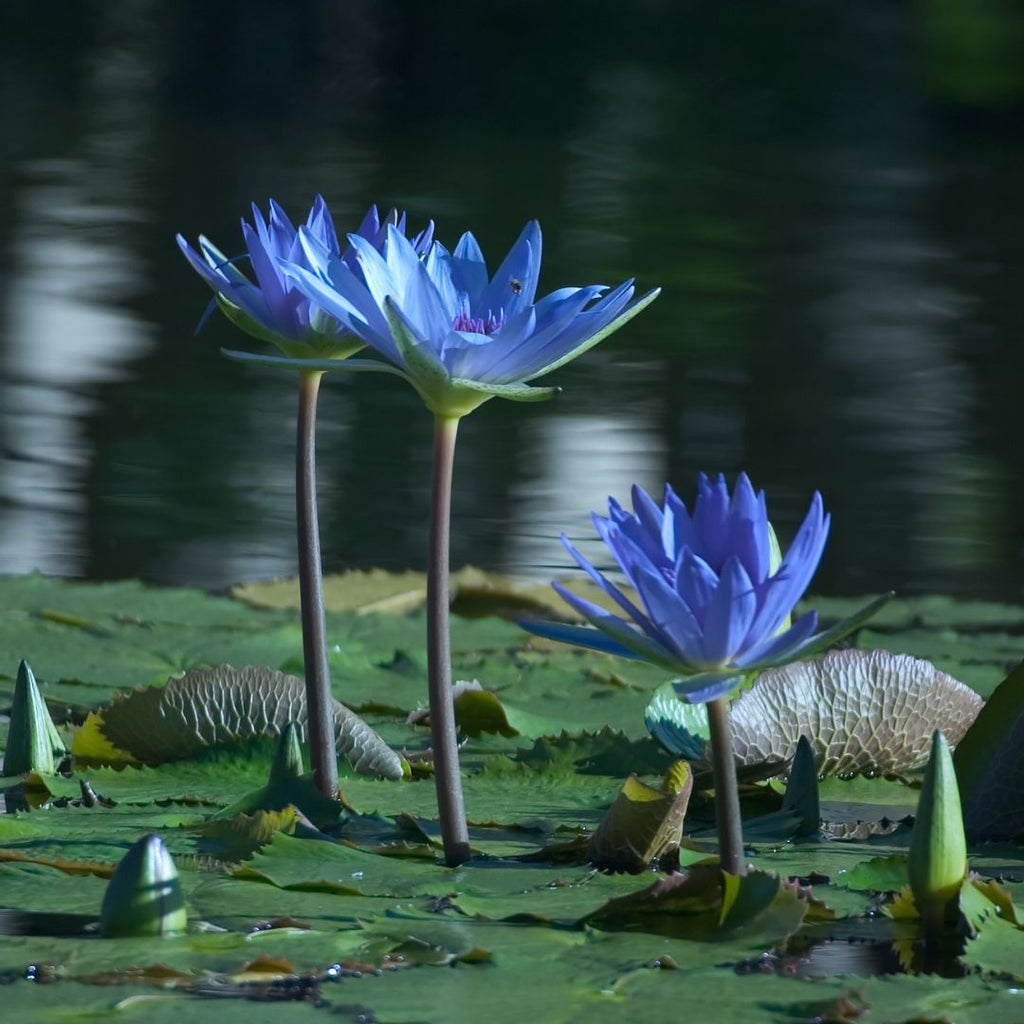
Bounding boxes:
[3,661,58,776]
[268,721,305,783]
[908,730,967,916]
[100,835,187,937]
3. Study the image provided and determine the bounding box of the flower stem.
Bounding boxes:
[706,695,745,875]
[295,369,338,798]
[427,414,471,867]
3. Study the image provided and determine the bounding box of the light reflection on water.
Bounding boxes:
[0,4,1021,600]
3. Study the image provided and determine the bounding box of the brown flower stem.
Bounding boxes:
[427,413,471,866]
[706,695,745,876]
[296,369,338,798]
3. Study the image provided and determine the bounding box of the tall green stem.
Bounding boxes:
[427,414,471,866]
[296,369,338,798]
[706,695,745,876]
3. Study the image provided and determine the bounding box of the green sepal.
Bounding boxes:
[4,660,58,776]
[221,348,410,379]
[745,591,894,672]
[268,721,305,784]
[384,297,453,411]
[908,730,967,914]
[100,835,187,938]
[449,378,561,404]
[525,287,661,381]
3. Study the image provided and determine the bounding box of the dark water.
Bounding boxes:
[1,1,1022,599]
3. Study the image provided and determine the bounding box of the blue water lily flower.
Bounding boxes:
[279,220,660,416]
[524,474,889,702]
[176,199,433,359]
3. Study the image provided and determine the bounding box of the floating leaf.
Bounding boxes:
[214,773,343,832]
[580,864,812,945]
[586,762,693,873]
[730,649,983,776]
[954,660,1024,841]
[71,665,403,780]
[193,807,302,861]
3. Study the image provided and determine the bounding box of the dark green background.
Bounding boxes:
[1,0,1021,598]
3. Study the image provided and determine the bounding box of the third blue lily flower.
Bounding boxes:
[280,220,660,416]
[524,473,888,702]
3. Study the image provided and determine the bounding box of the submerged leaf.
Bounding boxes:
[580,864,812,945]
[71,665,403,780]
[730,649,983,776]
[193,807,302,861]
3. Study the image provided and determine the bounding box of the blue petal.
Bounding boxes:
[692,473,732,572]
[477,221,541,318]
[630,484,668,557]
[472,287,605,383]
[305,194,340,254]
[179,234,272,328]
[747,494,829,641]
[241,221,289,304]
[559,532,657,634]
[675,548,717,626]
[382,225,453,351]
[728,473,771,584]
[282,261,396,361]
[518,618,641,660]
[451,232,489,304]
[662,483,696,559]
[593,514,665,592]
[423,244,461,317]
[732,610,819,669]
[700,555,757,665]
[675,671,742,704]
[631,566,704,665]
[550,581,681,666]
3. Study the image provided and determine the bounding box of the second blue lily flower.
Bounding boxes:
[280,220,660,415]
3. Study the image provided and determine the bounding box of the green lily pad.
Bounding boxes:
[72,665,403,780]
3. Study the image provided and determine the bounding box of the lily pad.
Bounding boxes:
[71,665,403,780]
[730,649,983,776]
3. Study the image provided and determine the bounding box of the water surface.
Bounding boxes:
[1,2,1021,599]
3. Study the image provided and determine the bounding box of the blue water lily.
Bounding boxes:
[280,220,660,415]
[176,199,433,359]
[525,474,889,702]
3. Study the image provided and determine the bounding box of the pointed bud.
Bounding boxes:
[4,661,57,776]
[100,835,187,937]
[269,721,305,783]
[908,730,967,917]
[782,735,821,838]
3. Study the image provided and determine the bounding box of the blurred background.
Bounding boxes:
[0,0,1022,599]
